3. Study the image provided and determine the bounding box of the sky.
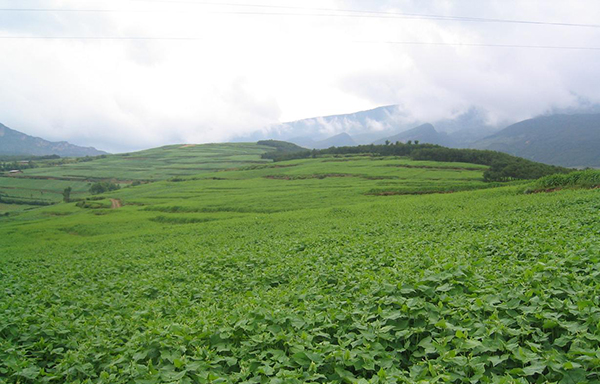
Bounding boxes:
[1,0,600,152]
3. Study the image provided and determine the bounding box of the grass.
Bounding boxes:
[0,147,599,383]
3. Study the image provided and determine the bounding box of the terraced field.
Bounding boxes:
[1,145,599,383]
[0,143,272,211]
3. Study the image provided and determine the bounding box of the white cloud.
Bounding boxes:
[1,0,600,151]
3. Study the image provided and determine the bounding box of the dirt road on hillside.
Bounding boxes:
[110,199,122,209]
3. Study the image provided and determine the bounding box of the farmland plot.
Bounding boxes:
[1,151,599,383]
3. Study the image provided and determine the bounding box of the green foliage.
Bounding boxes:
[75,199,112,209]
[0,154,60,162]
[481,158,569,182]
[263,144,572,182]
[62,186,72,202]
[149,215,216,224]
[1,185,599,383]
[0,143,274,214]
[257,140,305,153]
[0,160,36,172]
[526,169,600,192]
[0,147,599,383]
[89,181,120,195]
[0,196,53,206]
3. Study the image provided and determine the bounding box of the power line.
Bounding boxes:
[119,0,600,28]
[366,41,600,51]
[1,35,599,51]
[1,1,600,28]
[0,36,204,40]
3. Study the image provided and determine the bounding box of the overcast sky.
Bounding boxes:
[1,0,600,152]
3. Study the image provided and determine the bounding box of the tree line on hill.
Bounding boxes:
[257,140,306,153]
[260,141,572,182]
[0,161,36,172]
[0,155,61,172]
[1,154,110,173]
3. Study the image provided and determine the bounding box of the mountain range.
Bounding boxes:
[260,106,504,149]
[268,107,600,168]
[238,105,503,147]
[0,123,107,157]
[471,113,600,168]
[2,106,600,167]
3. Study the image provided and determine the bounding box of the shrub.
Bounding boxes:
[89,182,120,195]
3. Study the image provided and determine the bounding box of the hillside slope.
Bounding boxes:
[472,113,600,167]
[0,142,276,211]
[0,123,107,157]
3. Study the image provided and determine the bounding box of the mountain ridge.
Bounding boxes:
[242,105,503,148]
[472,113,600,167]
[0,123,107,157]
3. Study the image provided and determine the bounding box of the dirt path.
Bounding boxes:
[110,199,122,209]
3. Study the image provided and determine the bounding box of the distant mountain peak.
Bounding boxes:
[0,123,108,157]
[287,132,357,149]
[329,132,353,139]
[409,123,436,134]
[312,132,357,149]
[373,123,448,146]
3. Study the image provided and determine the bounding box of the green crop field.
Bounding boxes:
[19,143,272,181]
[0,143,273,212]
[1,144,599,383]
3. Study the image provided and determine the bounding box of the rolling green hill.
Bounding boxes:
[0,122,107,157]
[1,143,599,383]
[472,113,600,168]
[0,143,275,211]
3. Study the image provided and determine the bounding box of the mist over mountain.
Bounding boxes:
[472,114,600,168]
[544,96,600,116]
[372,123,449,146]
[289,133,357,149]
[237,105,504,147]
[245,102,600,168]
[0,123,107,157]
[245,105,405,143]
[4,100,599,166]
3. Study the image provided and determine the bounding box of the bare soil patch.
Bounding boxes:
[110,199,122,209]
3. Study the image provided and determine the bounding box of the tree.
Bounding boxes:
[89,182,120,195]
[62,187,72,202]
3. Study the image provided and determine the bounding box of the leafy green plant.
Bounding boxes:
[526,169,600,192]
[1,146,599,383]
